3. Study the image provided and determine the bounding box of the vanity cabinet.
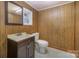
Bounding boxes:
[7,36,35,58]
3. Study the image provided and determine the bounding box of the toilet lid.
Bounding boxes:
[36,40,48,47]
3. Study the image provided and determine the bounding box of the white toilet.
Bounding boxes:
[32,33,48,54]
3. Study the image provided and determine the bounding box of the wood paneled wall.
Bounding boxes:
[75,2,79,56]
[38,2,75,51]
[0,2,7,57]
[0,1,38,57]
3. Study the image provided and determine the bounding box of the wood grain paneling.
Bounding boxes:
[38,2,75,51]
[0,1,38,57]
[75,2,79,57]
[0,2,7,57]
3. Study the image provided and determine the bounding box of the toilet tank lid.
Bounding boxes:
[32,32,39,39]
[32,32,39,34]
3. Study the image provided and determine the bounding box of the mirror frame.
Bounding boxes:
[5,1,23,25]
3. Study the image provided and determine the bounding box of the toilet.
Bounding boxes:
[32,33,48,54]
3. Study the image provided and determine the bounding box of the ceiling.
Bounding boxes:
[25,1,74,11]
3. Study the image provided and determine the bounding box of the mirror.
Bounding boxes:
[5,2,23,25]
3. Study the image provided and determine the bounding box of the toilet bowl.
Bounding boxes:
[32,33,48,54]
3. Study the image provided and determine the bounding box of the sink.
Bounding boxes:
[7,32,34,42]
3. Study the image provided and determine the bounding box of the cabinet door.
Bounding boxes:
[17,37,35,58]
[18,45,27,58]
[26,41,35,58]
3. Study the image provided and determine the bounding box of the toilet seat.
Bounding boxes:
[36,40,48,47]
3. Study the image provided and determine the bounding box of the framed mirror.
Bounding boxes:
[5,2,23,25]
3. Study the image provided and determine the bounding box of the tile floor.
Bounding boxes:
[35,47,76,58]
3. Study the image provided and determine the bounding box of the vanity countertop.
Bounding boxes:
[7,32,34,42]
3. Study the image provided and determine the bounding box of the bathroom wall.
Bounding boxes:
[75,2,79,57]
[0,2,7,57]
[38,2,75,52]
[0,1,38,57]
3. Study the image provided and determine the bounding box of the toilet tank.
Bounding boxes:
[32,33,39,40]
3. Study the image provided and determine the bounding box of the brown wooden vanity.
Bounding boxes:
[7,36,35,58]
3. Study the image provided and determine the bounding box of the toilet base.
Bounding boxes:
[36,45,48,54]
[39,47,48,54]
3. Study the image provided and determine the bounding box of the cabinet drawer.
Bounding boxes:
[18,36,34,47]
[18,40,27,47]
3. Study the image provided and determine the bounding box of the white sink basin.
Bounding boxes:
[7,32,34,42]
